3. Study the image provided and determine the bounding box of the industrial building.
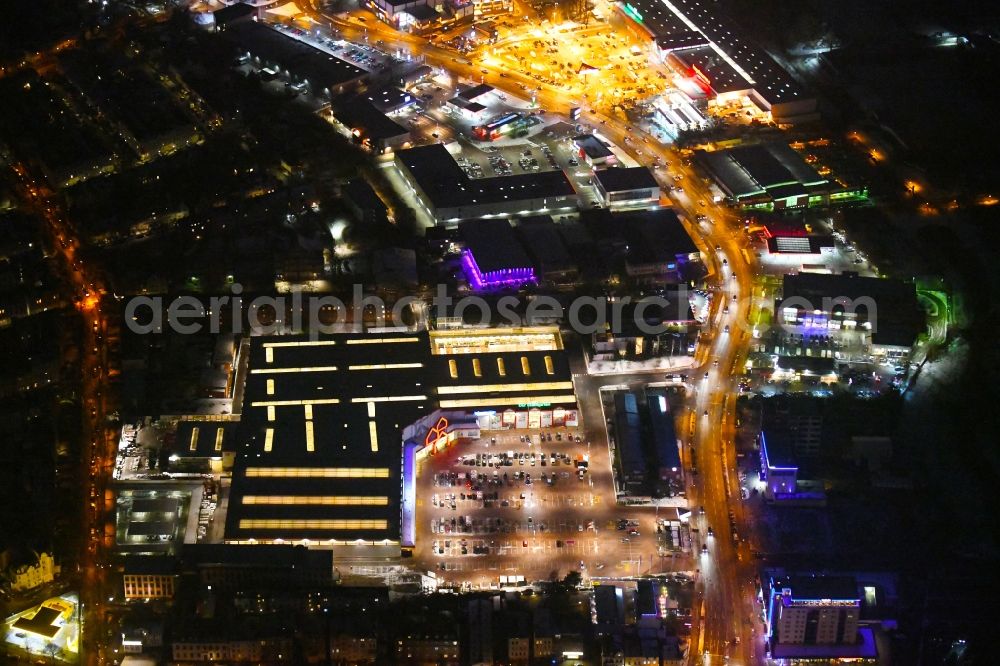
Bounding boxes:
[614,392,646,492]
[776,273,925,360]
[212,2,257,30]
[614,391,684,496]
[754,214,836,255]
[695,143,868,210]
[225,328,576,551]
[395,143,579,223]
[367,0,443,30]
[447,86,494,121]
[331,97,411,153]
[592,166,661,207]
[573,134,617,167]
[224,21,367,98]
[514,216,579,285]
[647,393,682,494]
[582,208,701,282]
[226,332,433,547]
[617,0,817,122]
[459,219,537,290]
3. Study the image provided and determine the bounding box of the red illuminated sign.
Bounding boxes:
[424,417,450,454]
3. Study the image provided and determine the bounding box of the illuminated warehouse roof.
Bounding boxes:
[227,332,433,545]
[226,329,577,545]
[619,0,811,109]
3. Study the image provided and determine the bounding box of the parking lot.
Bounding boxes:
[414,426,692,587]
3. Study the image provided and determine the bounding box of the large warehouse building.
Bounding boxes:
[395,143,579,224]
[694,143,868,209]
[617,0,817,122]
[225,328,576,552]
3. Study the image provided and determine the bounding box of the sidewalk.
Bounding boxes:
[587,355,697,375]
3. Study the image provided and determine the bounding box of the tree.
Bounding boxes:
[562,570,582,588]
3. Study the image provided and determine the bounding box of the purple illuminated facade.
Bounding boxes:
[759,430,799,499]
[461,249,537,291]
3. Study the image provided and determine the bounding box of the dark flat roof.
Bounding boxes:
[127,521,175,537]
[761,429,797,469]
[180,543,332,571]
[773,573,859,602]
[227,332,433,542]
[515,217,576,276]
[214,2,256,24]
[334,98,409,140]
[696,143,825,199]
[364,86,414,114]
[728,145,799,189]
[696,149,764,199]
[615,392,645,477]
[626,208,697,260]
[779,273,923,346]
[344,178,388,217]
[13,607,63,638]
[227,331,579,542]
[174,421,237,458]
[226,22,365,91]
[573,134,613,160]
[400,3,439,20]
[458,83,494,101]
[397,143,576,210]
[647,394,680,470]
[124,555,178,576]
[594,166,659,193]
[459,219,532,275]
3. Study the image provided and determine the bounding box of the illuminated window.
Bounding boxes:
[263,340,338,348]
[497,358,506,376]
[439,394,576,408]
[304,404,313,420]
[244,467,390,478]
[242,496,389,505]
[238,519,387,530]
[266,379,275,395]
[349,395,426,403]
[448,359,458,378]
[437,381,574,395]
[544,355,554,375]
[521,356,531,376]
[473,358,482,377]
[267,406,275,422]
[345,337,420,345]
[264,428,274,452]
[250,398,341,407]
[189,426,200,452]
[251,366,338,374]
[214,427,224,452]
[369,421,379,452]
[305,421,315,452]
[348,363,423,370]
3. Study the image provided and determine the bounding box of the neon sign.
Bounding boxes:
[622,2,643,22]
[424,416,450,455]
